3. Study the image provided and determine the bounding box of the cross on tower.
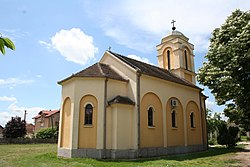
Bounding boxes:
[171,20,176,31]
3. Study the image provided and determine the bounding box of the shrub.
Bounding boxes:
[36,128,57,139]
[217,122,239,148]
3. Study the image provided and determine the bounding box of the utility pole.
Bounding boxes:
[24,110,27,122]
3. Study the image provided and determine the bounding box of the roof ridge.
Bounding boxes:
[97,63,106,77]
[109,51,141,71]
[108,51,200,89]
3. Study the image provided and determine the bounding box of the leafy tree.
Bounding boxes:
[36,127,57,139]
[0,33,15,55]
[197,10,250,131]
[207,109,225,144]
[3,116,26,138]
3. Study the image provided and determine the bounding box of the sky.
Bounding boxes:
[0,0,249,126]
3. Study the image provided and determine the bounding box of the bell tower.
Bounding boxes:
[156,21,196,84]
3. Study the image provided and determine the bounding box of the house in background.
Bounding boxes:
[0,125,4,138]
[57,27,207,159]
[33,110,60,133]
[25,123,35,137]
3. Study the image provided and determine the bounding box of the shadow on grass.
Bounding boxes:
[98,145,246,163]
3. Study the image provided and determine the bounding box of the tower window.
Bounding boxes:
[148,107,154,127]
[84,104,93,125]
[167,50,171,70]
[184,50,188,70]
[171,110,177,128]
[190,112,195,128]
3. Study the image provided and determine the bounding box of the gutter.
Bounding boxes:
[199,91,205,149]
[136,70,141,152]
[103,78,108,158]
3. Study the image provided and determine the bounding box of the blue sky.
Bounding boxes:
[0,0,249,126]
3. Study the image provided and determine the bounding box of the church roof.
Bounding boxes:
[108,51,201,90]
[58,63,128,84]
[108,95,135,105]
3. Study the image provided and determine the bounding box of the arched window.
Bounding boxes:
[84,104,93,125]
[171,110,177,127]
[190,112,195,128]
[148,107,154,127]
[167,50,171,70]
[184,50,188,70]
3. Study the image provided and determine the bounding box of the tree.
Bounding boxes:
[3,116,26,138]
[197,10,250,131]
[0,33,15,55]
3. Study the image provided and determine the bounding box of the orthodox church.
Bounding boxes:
[57,26,208,159]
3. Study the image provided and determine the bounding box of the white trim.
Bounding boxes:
[84,102,94,108]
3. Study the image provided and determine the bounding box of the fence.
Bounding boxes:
[0,138,58,144]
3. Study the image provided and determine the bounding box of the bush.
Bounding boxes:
[208,138,217,145]
[217,122,239,148]
[36,128,57,139]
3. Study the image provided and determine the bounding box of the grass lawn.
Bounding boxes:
[0,144,244,167]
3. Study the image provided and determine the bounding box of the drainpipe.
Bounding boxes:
[136,70,141,152]
[103,78,108,158]
[199,91,205,150]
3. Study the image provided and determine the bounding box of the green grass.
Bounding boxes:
[0,144,244,167]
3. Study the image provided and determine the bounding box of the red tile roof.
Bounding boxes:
[32,110,60,119]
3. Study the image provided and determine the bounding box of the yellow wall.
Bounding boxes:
[60,97,71,148]
[78,95,98,148]
[101,52,138,149]
[186,101,202,145]
[110,104,134,149]
[140,92,164,148]
[184,73,192,83]
[166,98,185,146]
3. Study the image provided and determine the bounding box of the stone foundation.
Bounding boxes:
[58,145,206,159]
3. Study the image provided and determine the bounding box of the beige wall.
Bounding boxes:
[60,97,71,148]
[101,52,139,149]
[107,104,134,149]
[140,75,201,147]
[78,95,98,148]
[166,98,185,146]
[186,101,202,145]
[140,92,164,147]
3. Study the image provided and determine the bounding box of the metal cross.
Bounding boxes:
[171,20,176,30]
[171,20,176,28]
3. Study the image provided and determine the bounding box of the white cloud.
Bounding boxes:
[206,100,216,111]
[84,0,250,53]
[43,28,98,65]
[7,101,45,125]
[0,112,12,127]
[39,40,53,51]
[127,54,151,64]
[0,96,17,102]
[0,96,45,126]
[0,78,34,87]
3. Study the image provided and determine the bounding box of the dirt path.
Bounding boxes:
[234,142,250,167]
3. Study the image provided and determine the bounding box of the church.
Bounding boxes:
[57,26,208,159]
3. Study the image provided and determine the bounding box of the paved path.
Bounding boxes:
[234,142,250,167]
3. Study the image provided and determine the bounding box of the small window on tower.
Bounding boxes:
[167,50,171,70]
[184,50,188,70]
